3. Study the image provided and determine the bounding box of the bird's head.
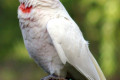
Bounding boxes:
[19,0,59,8]
[18,0,60,13]
[19,0,38,8]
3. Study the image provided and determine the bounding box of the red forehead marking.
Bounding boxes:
[19,3,32,13]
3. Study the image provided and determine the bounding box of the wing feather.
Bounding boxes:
[47,17,105,80]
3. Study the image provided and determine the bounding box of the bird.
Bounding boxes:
[18,0,106,80]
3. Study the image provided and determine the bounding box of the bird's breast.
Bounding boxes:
[18,8,65,75]
[21,26,63,74]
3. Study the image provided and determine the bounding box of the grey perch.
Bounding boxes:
[41,75,67,80]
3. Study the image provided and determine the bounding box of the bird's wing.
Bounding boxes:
[47,17,105,80]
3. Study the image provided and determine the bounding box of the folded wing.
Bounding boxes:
[47,17,106,80]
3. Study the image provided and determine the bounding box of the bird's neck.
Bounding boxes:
[18,0,65,27]
[19,3,32,13]
[38,0,61,9]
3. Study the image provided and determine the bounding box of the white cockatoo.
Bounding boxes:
[18,0,106,80]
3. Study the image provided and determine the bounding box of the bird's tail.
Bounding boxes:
[89,53,106,80]
[66,45,106,80]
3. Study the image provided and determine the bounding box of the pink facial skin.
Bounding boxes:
[19,3,32,13]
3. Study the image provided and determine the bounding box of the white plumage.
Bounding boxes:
[18,0,106,80]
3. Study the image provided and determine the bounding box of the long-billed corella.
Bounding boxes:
[18,0,106,80]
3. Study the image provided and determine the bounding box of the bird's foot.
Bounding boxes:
[41,75,66,80]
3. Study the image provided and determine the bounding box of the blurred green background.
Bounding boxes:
[0,0,120,80]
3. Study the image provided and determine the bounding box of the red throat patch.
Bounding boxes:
[19,3,32,13]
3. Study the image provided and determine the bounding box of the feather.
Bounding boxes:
[18,0,106,79]
[47,17,106,80]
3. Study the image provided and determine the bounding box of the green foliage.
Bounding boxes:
[0,0,119,80]
[99,0,119,78]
